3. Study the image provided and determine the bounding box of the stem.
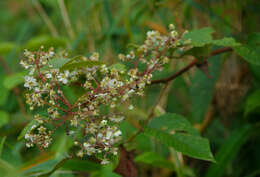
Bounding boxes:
[151,47,233,84]
[58,0,75,39]
[32,1,59,37]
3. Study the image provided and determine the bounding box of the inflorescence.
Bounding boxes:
[20,24,191,164]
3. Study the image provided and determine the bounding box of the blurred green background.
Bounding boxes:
[0,0,260,177]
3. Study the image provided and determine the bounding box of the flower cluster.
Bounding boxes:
[21,24,191,164]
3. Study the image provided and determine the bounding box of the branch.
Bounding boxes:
[151,47,233,84]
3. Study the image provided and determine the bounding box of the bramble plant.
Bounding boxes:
[20,25,193,164]
[2,1,260,177]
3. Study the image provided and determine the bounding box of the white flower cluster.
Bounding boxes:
[21,25,191,163]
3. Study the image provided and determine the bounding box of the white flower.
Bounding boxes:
[110,116,124,123]
[46,73,52,79]
[20,60,30,69]
[106,131,113,140]
[83,142,91,149]
[58,70,70,84]
[24,76,37,89]
[101,159,110,165]
[100,120,107,127]
[114,130,122,137]
[128,105,134,110]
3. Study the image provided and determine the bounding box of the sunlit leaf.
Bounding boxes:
[109,63,126,72]
[212,37,240,47]
[183,27,214,47]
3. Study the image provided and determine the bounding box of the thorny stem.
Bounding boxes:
[151,47,233,84]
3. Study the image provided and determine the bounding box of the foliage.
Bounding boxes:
[0,0,260,177]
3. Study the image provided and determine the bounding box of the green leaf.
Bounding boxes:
[61,55,84,66]
[25,35,67,50]
[234,45,260,66]
[109,63,126,72]
[244,90,260,116]
[49,58,70,68]
[90,165,121,177]
[148,113,200,135]
[205,125,251,177]
[21,155,65,176]
[0,42,15,55]
[135,151,175,170]
[190,55,222,122]
[0,110,9,128]
[3,72,27,90]
[60,60,104,71]
[145,128,215,162]
[62,159,101,172]
[17,119,41,140]
[183,27,214,47]
[212,37,240,47]
[37,157,71,177]
[0,136,6,157]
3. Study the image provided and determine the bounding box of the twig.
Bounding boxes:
[151,47,233,84]
[32,1,59,37]
[58,0,75,39]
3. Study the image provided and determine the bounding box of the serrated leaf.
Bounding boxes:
[25,35,67,50]
[234,45,260,66]
[148,113,200,135]
[109,63,126,72]
[244,90,260,116]
[135,151,175,170]
[17,119,41,140]
[3,72,27,90]
[0,110,9,128]
[212,37,240,47]
[60,60,104,71]
[145,128,215,162]
[183,27,214,47]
